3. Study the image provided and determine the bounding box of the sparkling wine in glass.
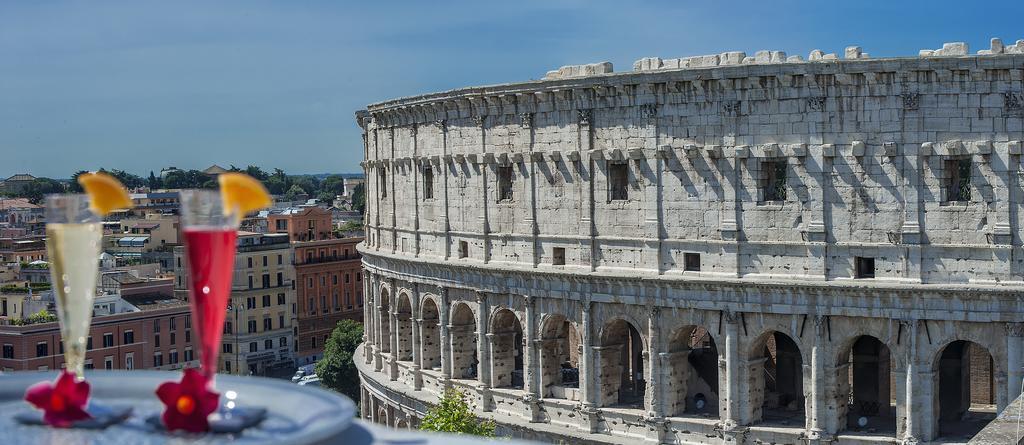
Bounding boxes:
[45,194,103,379]
[179,190,238,380]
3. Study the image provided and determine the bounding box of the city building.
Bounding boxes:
[174,231,296,376]
[103,213,180,269]
[0,174,38,195]
[344,177,365,197]
[294,236,364,365]
[267,206,334,242]
[0,294,198,373]
[355,42,1024,443]
[0,198,44,233]
[0,236,46,263]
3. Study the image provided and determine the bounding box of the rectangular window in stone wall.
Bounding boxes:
[608,162,629,201]
[552,247,565,266]
[423,165,434,199]
[759,159,787,203]
[497,166,513,202]
[855,257,875,279]
[944,158,971,202]
[379,168,387,198]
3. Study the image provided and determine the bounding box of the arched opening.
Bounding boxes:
[837,336,895,435]
[420,298,441,370]
[665,326,719,417]
[490,308,524,389]
[539,314,581,399]
[378,289,391,354]
[396,293,413,361]
[377,407,389,426]
[750,331,804,426]
[597,319,645,408]
[935,340,996,440]
[450,303,478,380]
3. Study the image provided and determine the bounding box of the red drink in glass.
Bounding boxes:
[183,227,238,379]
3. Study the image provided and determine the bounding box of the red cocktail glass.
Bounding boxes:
[179,190,238,380]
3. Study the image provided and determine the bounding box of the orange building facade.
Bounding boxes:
[293,237,364,365]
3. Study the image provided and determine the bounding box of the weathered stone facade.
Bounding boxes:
[356,42,1024,444]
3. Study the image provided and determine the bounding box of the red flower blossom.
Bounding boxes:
[24,370,92,427]
[156,368,220,433]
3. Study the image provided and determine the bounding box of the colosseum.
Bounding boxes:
[355,39,1024,444]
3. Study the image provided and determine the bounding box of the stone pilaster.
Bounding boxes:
[363,270,373,364]
[439,120,452,259]
[389,306,399,382]
[806,315,830,441]
[719,309,744,439]
[372,274,384,372]
[1007,323,1024,407]
[578,109,596,271]
[522,294,541,422]
[644,306,668,443]
[901,319,926,444]
[476,115,491,263]
[577,299,600,433]
[476,291,492,410]
[900,146,924,281]
[438,286,452,382]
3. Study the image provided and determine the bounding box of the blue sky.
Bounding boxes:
[2,0,1023,178]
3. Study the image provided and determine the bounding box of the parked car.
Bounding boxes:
[291,363,316,383]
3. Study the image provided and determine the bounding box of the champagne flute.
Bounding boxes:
[45,194,103,380]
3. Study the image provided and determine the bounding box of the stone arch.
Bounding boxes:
[835,335,896,435]
[420,297,441,370]
[395,418,409,429]
[747,330,804,426]
[596,318,646,408]
[932,340,996,439]
[377,406,389,426]
[395,292,413,361]
[664,325,719,417]
[539,314,581,398]
[490,308,524,389]
[449,302,478,380]
[378,288,391,353]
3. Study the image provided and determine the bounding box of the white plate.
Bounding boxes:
[0,370,356,445]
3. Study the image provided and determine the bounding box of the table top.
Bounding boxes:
[0,370,355,445]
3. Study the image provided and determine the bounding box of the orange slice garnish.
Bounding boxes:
[218,172,271,217]
[78,172,132,216]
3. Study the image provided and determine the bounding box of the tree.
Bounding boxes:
[316,191,335,203]
[284,184,307,201]
[147,171,162,189]
[419,389,496,437]
[315,320,364,401]
[321,175,346,196]
[351,183,366,214]
[22,178,66,203]
[68,170,89,192]
[244,165,269,181]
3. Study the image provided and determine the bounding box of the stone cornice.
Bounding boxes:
[357,244,1024,321]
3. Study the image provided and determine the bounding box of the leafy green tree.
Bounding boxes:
[147,171,162,189]
[321,175,346,195]
[68,170,89,192]
[22,178,67,203]
[316,191,335,203]
[351,183,366,214]
[284,184,307,201]
[419,389,496,437]
[244,165,269,181]
[315,319,364,401]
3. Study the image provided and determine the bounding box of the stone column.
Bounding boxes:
[644,306,668,443]
[719,310,745,444]
[475,115,491,263]
[363,270,373,364]
[389,305,399,381]
[389,128,398,252]
[522,294,541,421]
[577,299,600,432]
[807,315,829,440]
[411,283,422,389]
[901,319,927,443]
[372,275,384,372]
[439,120,452,260]
[901,146,924,280]
[412,124,421,256]
[520,111,540,268]
[578,109,596,271]
[475,291,492,410]
[439,286,452,383]
[1007,323,1024,407]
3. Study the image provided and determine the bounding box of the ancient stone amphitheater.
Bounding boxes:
[355,39,1024,444]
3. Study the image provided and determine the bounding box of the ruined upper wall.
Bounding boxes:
[358,38,1024,126]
